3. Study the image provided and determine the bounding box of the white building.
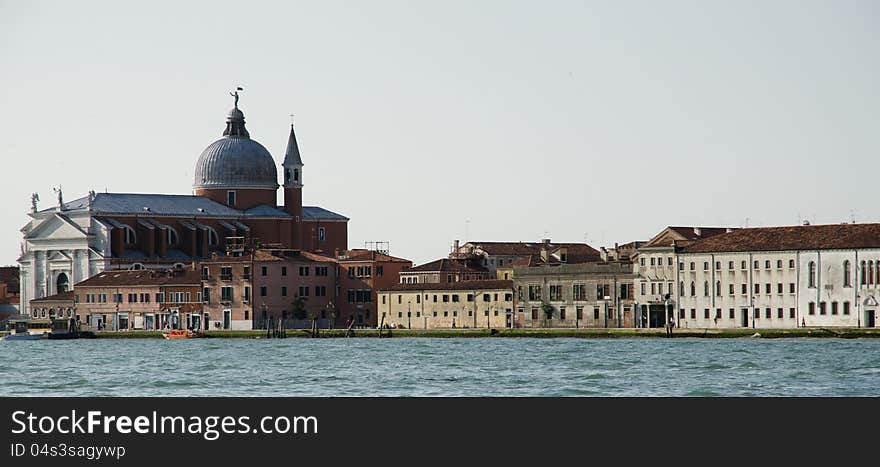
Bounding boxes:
[676,223,880,329]
[633,227,734,328]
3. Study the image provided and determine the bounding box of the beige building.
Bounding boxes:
[377,280,514,329]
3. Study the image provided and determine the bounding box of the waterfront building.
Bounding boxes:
[336,248,413,327]
[200,248,337,330]
[18,96,348,315]
[71,268,202,331]
[450,239,601,275]
[27,291,74,321]
[377,280,514,329]
[633,227,734,328]
[398,258,491,284]
[676,223,880,329]
[0,266,20,318]
[512,244,635,328]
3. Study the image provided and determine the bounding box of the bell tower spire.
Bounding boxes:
[283,114,304,248]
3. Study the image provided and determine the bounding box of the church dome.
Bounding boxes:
[193,107,279,190]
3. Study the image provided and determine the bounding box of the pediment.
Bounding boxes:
[47,250,72,261]
[644,228,685,248]
[25,214,88,241]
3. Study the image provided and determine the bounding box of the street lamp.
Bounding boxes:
[603,295,610,328]
[407,301,412,329]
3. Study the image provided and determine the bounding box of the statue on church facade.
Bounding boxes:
[30,192,39,213]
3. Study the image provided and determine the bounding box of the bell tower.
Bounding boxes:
[282,117,304,249]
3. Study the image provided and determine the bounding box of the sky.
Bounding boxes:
[1,0,877,267]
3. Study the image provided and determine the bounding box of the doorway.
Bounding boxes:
[223,309,231,329]
[741,308,749,328]
[866,309,876,328]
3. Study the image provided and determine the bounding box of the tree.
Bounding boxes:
[541,302,554,324]
[292,295,308,320]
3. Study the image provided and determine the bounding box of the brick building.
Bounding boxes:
[18,94,348,315]
[336,249,412,327]
[71,269,202,331]
[201,248,338,329]
[398,258,491,284]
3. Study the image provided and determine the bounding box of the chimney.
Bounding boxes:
[454,240,460,252]
[614,242,618,249]
[693,227,702,236]
[542,238,551,245]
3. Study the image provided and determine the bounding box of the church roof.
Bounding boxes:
[303,206,349,221]
[282,123,304,166]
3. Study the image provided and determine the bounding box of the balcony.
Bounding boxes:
[220,274,233,281]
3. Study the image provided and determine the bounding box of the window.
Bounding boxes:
[128,293,137,303]
[650,257,655,266]
[560,307,566,320]
[156,293,163,303]
[679,309,685,319]
[703,262,709,271]
[227,190,236,206]
[365,266,372,277]
[243,266,250,279]
[207,227,218,246]
[348,267,355,279]
[715,309,721,319]
[819,302,826,315]
[641,283,646,296]
[704,309,709,319]
[690,262,695,271]
[715,281,721,296]
[442,294,449,303]
[741,284,747,294]
[715,261,721,270]
[221,287,233,302]
[729,284,734,295]
[433,295,437,303]
[777,283,783,294]
[741,261,747,270]
[318,227,325,242]
[777,260,782,269]
[728,261,734,270]
[843,302,850,315]
[809,302,815,315]
[789,308,795,318]
[260,286,267,297]
[754,260,759,269]
[347,290,355,303]
[679,282,684,296]
[690,309,696,319]
[531,308,538,320]
[574,284,587,301]
[452,294,460,303]
[594,308,600,320]
[754,309,760,319]
[221,267,232,281]
[808,261,816,288]
[528,285,542,301]
[315,266,328,276]
[729,308,735,319]
[765,260,771,269]
[765,308,771,319]
[299,286,310,297]
[765,283,771,294]
[576,306,583,319]
[281,286,287,297]
[640,258,645,266]
[703,281,709,297]
[678,262,684,271]
[549,285,563,301]
[483,294,490,302]
[281,267,288,277]
[261,266,267,276]
[831,302,838,315]
[668,257,673,266]
[789,283,795,293]
[754,283,760,294]
[690,282,695,297]
[243,286,250,302]
[203,288,211,303]
[843,261,852,287]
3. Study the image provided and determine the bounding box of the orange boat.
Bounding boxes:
[162,329,204,339]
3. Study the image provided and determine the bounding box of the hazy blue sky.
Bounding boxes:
[1,0,877,266]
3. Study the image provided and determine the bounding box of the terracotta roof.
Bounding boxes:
[202,249,337,263]
[76,269,202,287]
[30,291,74,303]
[380,280,514,292]
[403,258,489,274]
[336,249,411,263]
[681,223,880,253]
[464,241,600,258]
[642,227,735,248]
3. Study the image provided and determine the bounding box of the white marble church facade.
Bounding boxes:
[18,193,111,315]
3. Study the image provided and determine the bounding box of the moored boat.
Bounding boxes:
[48,318,82,340]
[3,319,51,341]
[162,329,204,339]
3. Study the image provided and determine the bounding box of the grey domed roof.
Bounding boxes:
[193,108,279,190]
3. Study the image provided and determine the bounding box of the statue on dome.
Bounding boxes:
[230,86,243,108]
[30,192,39,213]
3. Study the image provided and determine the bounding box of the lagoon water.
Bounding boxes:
[2,338,878,397]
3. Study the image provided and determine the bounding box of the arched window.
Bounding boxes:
[173,263,185,270]
[843,260,851,287]
[56,272,69,293]
[167,227,179,246]
[293,169,300,182]
[716,281,721,296]
[808,261,816,288]
[206,227,219,247]
[130,263,144,270]
[679,282,684,296]
[123,225,136,245]
[690,282,696,297]
[703,281,709,296]
[862,261,868,285]
[870,261,875,285]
